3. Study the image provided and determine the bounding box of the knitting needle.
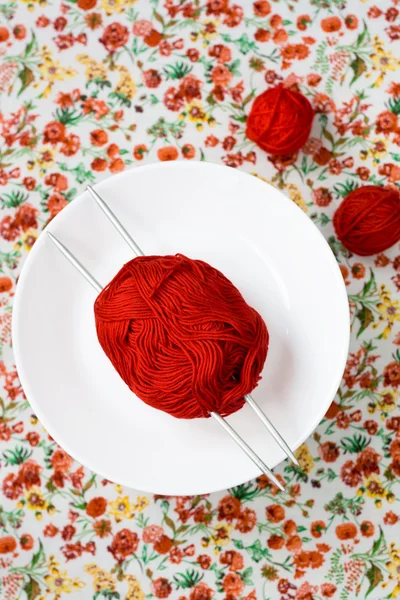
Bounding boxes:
[46,230,284,491]
[87,184,297,468]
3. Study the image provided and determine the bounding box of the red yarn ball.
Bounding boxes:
[333,185,400,256]
[94,254,269,419]
[246,85,314,155]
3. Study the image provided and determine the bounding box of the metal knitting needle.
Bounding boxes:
[87,184,297,468]
[46,230,284,491]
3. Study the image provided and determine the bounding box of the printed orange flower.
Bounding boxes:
[321,16,342,32]
[335,522,358,540]
[86,497,107,518]
[157,146,179,161]
[266,504,285,523]
[0,537,17,554]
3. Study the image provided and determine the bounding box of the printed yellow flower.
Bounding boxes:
[85,564,117,593]
[22,229,38,252]
[183,99,208,123]
[38,47,76,97]
[25,486,47,511]
[114,65,136,100]
[125,574,145,600]
[108,495,135,521]
[364,474,386,499]
[77,54,108,83]
[45,556,84,598]
[295,443,315,474]
[368,36,400,87]
[36,147,56,169]
[378,389,398,412]
[201,18,219,41]
[101,0,137,13]
[211,523,232,548]
[133,496,150,512]
[385,544,400,598]
[373,284,400,338]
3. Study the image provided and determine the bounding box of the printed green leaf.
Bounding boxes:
[350,56,367,85]
[355,306,374,337]
[17,66,34,96]
[23,577,41,600]
[365,564,382,597]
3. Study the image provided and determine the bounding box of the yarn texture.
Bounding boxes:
[94,254,269,419]
[333,185,400,256]
[246,85,314,155]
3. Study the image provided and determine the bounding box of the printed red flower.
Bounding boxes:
[157,146,179,161]
[108,529,138,562]
[19,460,41,489]
[143,69,162,88]
[152,578,172,598]
[144,29,162,47]
[220,550,244,570]
[266,504,285,523]
[86,497,107,518]
[2,473,23,500]
[0,537,17,554]
[60,134,80,156]
[181,144,196,159]
[77,0,97,9]
[154,535,173,554]
[0,277,12,293]
[268,534,285,549]
[20,534,34,550]
[341,460,362,487]
[253,0,271,16]
[321,16,342,32]
[13,24,27,40]
[335,522,357,540]
[15,204,38,231]
[47,193,68,218]
[222,572,244,595]
[51,449,73,473]
[360,521,375,537]
[383,361,400,387]
[44,524,58,537]
[211,65,232,86]
[91,157,108,171]
[197,554,212,569]
[62,525,76,541]
[133,144,147,160]
[321,583,337,598]
[0,26,10,42]
[384,511,399,525]
[100,22,129,53]
[319,441,340,462]
[132,19,152,37]
[345,15,358,29]
[43,121,66,144]
[189,583,214,600]
[90,129,108,146]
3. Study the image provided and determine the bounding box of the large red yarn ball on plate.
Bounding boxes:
[94,254,269,419]
[333,185,400,256]
[246,85,314,155]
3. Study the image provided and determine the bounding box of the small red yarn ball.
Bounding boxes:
[333,185,400,256]
[94,255,269,419]
[246,85,314,155]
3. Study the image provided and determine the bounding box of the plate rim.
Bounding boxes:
[12,161,350,494]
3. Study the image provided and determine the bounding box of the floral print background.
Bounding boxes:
[0,0,400,598]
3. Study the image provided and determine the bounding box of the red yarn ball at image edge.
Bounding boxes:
[333,185,400,256]
[94,255,269,419]
[246,85,314,156]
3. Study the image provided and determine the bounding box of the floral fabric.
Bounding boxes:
[0,0,400,599]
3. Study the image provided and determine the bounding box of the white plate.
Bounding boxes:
[13,162,349,495]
